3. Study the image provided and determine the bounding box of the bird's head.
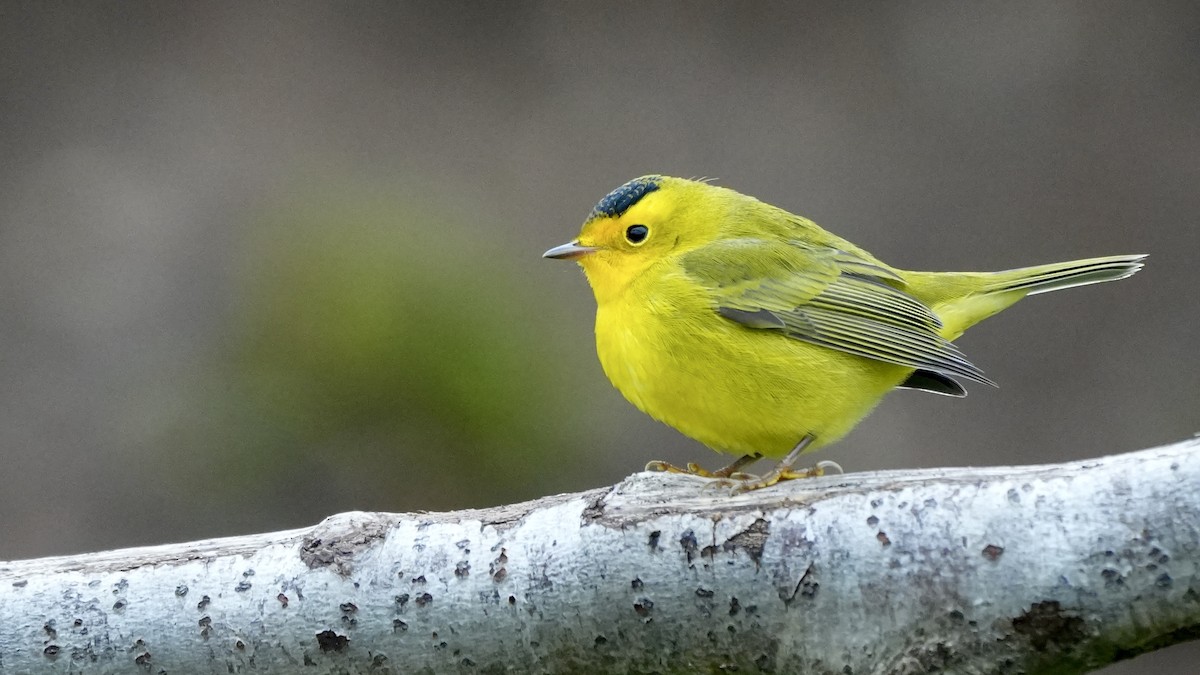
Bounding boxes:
[543,175,736,301]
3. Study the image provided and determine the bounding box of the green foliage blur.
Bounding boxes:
[157,180,603,520]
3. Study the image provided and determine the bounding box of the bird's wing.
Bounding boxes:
[679,238,994,386]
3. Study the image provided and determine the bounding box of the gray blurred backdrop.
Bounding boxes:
[1,3,1196,672]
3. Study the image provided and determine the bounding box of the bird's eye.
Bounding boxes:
[625,224,649,244]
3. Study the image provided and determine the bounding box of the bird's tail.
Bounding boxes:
[979,254,1147,295]
[915,254,1146,340]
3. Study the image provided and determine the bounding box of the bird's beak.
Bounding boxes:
[542,241,599,261]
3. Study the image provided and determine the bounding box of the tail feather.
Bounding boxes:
[983,254,1147,295]
[921,253,1146,341]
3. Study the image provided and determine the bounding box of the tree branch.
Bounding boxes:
[3,438,1199,674]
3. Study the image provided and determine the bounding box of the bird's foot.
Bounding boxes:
[645,453,761,479]
[727,460,843,494]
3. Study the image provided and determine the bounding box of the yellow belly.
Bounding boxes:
[595,280,911,458]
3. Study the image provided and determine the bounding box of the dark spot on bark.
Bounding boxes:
[198,616,211,628]
[594,635,608,647]
[648,530,661,550]
[781,563,819,605]
[455,561,471,578]
[870,498,883,508]
[12,579,27,588]
[755,653,771,670]
[393,619,408,632]
[982,544,1004,560]
[949,609,965,621]
[631,577,644,590]
[723,518,770,565]
[174,585,188,597]
[277,593,289,608]
[876,531,891,547]
[198,594,211,610]
[339,602,358,614]
[43,622,56,639]
[412,575,426,584]
[234,581,252,592]
[235,639,245,650]
[1157,573,1173,588]
[416,592,433,607]
[113,600,127,611]
[696,587,715,598]
[43,645,60,658]
[508,595,516,605]
[73,618,82,627]
[1101,568,1124,586]
[729,597,741,616]
[866,515,878,526]
[492,568,507,583]
[1011,600,1085,652]
[134,650,151,665]
[396,593,409,607]
[701,544,720,559]
[316,630,350,652]
[461,657,476,667]
[633,598,654,617]
[497,549,508,564]
[680,530,699,562]
[1007,488,1020,504]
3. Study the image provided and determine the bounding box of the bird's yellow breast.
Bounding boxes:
[593,260,910,458]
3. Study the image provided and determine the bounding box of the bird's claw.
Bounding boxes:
[729,460,845,494]
[644,460,731,479]
[645,460,717,476]
[648,453,842,493]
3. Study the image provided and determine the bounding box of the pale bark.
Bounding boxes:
[2,438,1199,674]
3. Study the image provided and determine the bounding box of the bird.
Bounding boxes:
[543,175,1145,491]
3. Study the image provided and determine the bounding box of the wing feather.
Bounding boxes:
[680,238,994,387]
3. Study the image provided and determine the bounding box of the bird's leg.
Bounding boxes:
[645,453,761,479]
[730,434,842,493]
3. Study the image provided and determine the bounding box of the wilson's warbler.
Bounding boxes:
[544,176,1144,490]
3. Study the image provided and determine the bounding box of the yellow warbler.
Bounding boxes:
[544,176,1144,490]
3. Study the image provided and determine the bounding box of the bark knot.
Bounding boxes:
[723,518,770,564]
[300,513,393,576]
[1011,600,1085,652]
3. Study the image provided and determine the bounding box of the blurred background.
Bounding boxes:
[1,2,1196,671]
